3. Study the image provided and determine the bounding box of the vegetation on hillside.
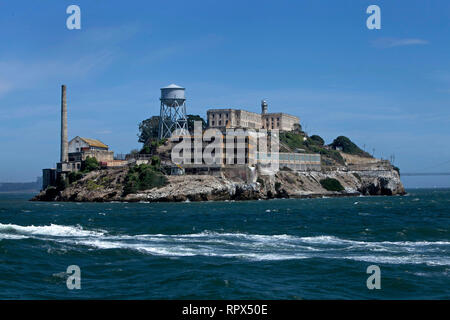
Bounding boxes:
[320,178,344,192]
[279,132,374,166]
[139,139,167,154]
[279,132,345,165]
[67,157,100,185]
[81,156,100,172]
[123,160,168,195]
[330,136,372,158]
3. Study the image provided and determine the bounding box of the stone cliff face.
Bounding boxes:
[31,166,405,203]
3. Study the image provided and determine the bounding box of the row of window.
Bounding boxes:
[257,153,321,162]
[211,120,229,126]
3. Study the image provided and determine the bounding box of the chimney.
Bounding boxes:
[60,85,68,163]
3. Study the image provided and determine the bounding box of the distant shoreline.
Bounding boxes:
[0,190,40,194]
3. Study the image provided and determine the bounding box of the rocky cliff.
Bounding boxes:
[31,165,405,203]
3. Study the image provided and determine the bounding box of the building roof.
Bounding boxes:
[161,84,184,89]
[262,112,299,119]
[79,137,108,149]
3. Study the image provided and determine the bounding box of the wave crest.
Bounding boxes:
[1,224,449,265]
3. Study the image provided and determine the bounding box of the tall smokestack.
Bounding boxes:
[61,85,68,163]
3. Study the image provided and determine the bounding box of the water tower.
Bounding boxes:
[158,84,188,139]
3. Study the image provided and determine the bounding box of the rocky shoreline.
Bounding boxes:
[31,166,405,203]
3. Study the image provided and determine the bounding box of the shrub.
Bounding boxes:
[320,178,344,192]
[82,156,99,172]
[45,187,59,199]
[68,171,84,184]
[86,180,102,191]
[140,145,151,154]
[151,155,161,167]
[123,164,168,195]
[140,139,167,155]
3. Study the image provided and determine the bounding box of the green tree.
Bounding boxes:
[82,156,99,172]
[187,114,207,133]
[138,116,160,144]
[309,135,325,146]
[330,136,371,157]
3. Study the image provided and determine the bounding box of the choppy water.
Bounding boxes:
[0,189,449,299]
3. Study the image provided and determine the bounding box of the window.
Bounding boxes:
[219,120,222,126]
[212,121,215,126]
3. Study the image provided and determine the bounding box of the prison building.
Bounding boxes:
[261,113,299,131]
[257,152,321,171]
[171,131,256,169]
[170,130,320,173]
[207,109,262,130]
[206,100,300,132]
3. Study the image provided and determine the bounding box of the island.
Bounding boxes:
[32,85,405,202]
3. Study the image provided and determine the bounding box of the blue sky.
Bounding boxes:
[0,0,449,188]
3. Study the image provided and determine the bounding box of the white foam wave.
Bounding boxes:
[1,224,448,264]
[0,234,29,240]
[0,223,105,237]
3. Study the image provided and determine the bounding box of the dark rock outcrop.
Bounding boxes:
[31,165,405,203]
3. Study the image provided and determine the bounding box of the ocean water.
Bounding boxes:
[0,189,449,299]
